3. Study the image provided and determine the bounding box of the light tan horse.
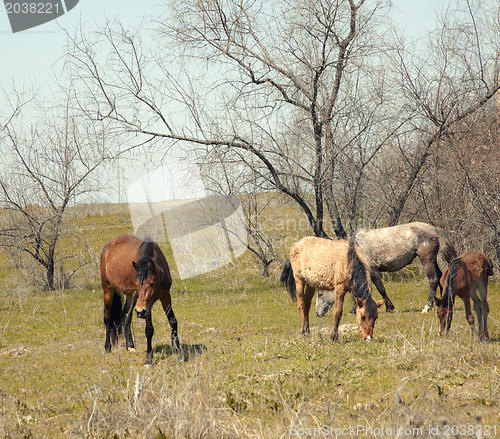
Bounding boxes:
[434,251,493,341]
[281,237,384,342]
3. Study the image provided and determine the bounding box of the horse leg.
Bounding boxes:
[470,287,487,341]
[295,278,311,335]
[462,296,476,341]
[418,244,441,313]
[348,301,356,315]
[370,270,395,312]
[103,285,121,353]
[122,295,136,351]
[331,285,347,341]
[145,310,154,364]
[478,282,490,341]
[303,284,315,332]
[103,288,113,353]
[160,296,181,354]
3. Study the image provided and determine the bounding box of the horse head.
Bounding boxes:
[132,258,158,319]
[433,297,453,336]
[315,290,335,317]
[355,297,384,342]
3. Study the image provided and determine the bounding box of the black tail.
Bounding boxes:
[486,257,494,276]
[280,259,297,301]
[110,290,123,335]
[436,227,458,263]
[347,242,370,300]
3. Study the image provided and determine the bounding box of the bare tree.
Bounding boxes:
[0,92,108,289]
[66,0,500,244]
[201,156,280,276]
[67,0,398,239]
[385,0,500,226]
[419,104,500,265]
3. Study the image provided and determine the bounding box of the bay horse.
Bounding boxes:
[434,251,493,341]
[100,234,181,364]
[281,237,384,342]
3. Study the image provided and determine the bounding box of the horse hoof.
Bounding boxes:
[127,347,136,352]
[421,304,432,313]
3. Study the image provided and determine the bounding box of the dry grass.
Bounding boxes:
[0,272,498,438]
[0,203,499,438]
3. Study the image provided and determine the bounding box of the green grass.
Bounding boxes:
[0,204,499,437]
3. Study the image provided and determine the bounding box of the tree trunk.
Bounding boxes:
[46,256,55,290]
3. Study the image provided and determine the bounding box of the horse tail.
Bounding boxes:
[436,227,458,263]
[347,241,371,299]
[280,259,297,301]
[486,257,494,277]
[110,290,123,335]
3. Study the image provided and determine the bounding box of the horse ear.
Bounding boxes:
[375,300,385,308]
[148,261,155,272]
[434,297,441,307]
[356,297,366,308]
[132,261,138,270]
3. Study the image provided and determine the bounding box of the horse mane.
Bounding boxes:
[347,241,371,300]
[139,238,155,256]
[135,239,156,284]
[347,241,380,314]
[442,258,462,308]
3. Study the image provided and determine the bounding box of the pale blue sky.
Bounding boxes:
[0,0,449,204]
[0,0,446,90]
[0,0,166,89]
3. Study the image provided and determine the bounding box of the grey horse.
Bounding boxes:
[315,222,457,315]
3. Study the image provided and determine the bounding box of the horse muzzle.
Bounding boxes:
[136,308,147,319]
[364,335,372,342]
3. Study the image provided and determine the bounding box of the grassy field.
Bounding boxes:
[0,205,499,438]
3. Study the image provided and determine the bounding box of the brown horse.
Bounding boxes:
[100,234,180,364]
[281,237,384,342]
[434,251,493,341]
[352,222,457,313]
